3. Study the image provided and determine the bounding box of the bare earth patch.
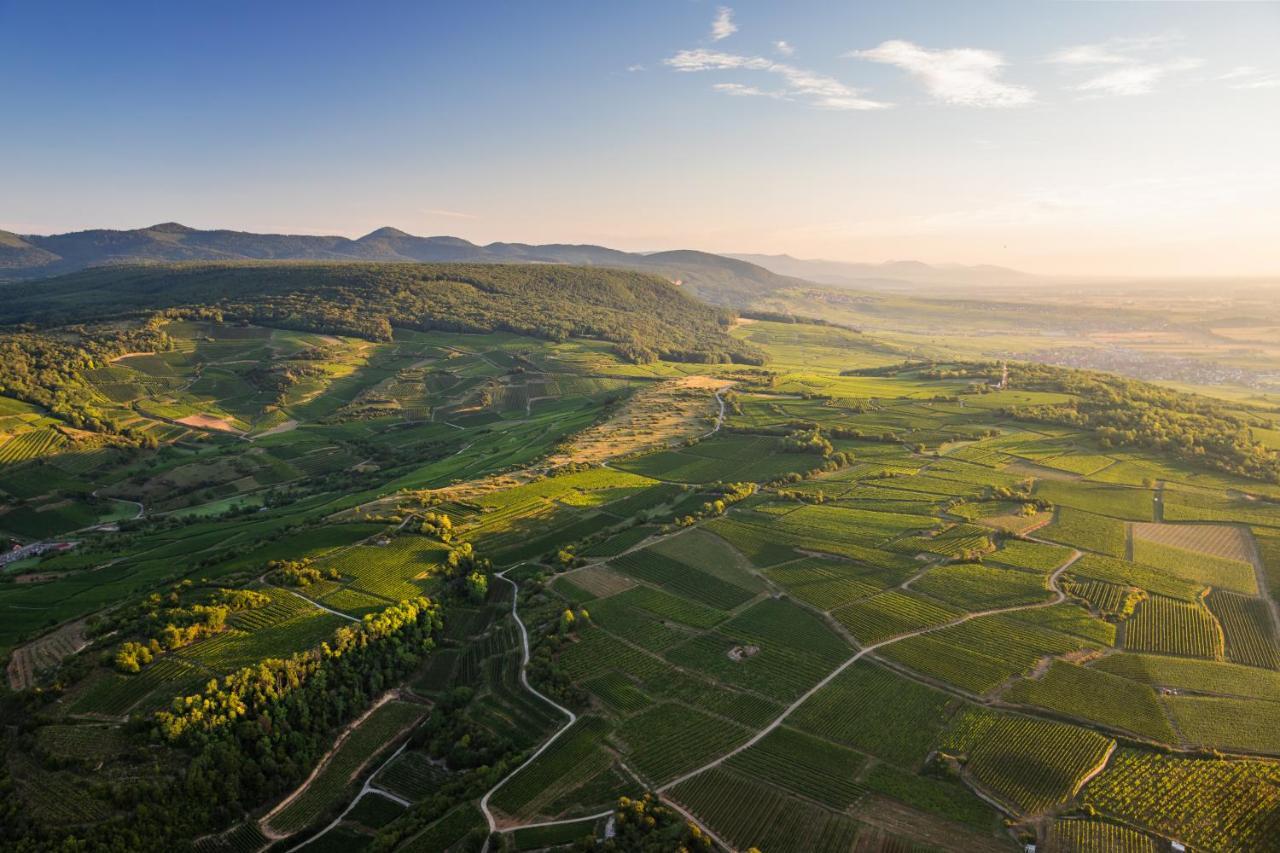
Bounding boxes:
[253,418,298,438]
[562,564,637,598]
[177,413,243,433]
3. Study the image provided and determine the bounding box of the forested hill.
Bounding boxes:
[0,262,762,365]
[0,223,810,305]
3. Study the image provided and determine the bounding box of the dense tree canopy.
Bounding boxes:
[0,262,763,365]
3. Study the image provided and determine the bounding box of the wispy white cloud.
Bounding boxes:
[850,40,1034,107]
[710,6,737,42]
[712,82,779,99]
[1233,76,1280,90]
[1075,58,1202,97]
[666,48,889,110]
[1217,66,1258,81]
[774,40,794,56]
[1048,35,1201,97]
[1047,34,1179,67]
[1215,66,1280,90]
[626,64,646,73]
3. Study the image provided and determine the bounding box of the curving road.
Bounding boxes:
[478,567,579,837]
[655,543,1082,799]
[477,521,1081,852]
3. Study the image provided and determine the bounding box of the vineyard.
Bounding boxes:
[1163,695,1280,754]
[0,427,65,465]
[938,708,1115,814]
[912,561,1050,610]
[763,557,892,610]
[724,725,867,810]
[832,589,962,644]
[881,613,1093,697]
[1082,749,1280,851]
[1042,507,1127,557]
[1062,577,1144,620]
[669,767,864,853]
[789,660,951,766]
[1005,661,1176,742]
[1043,818,1157,853]
[616,703,751,783]
[1131,538,1258,596]
[1124,595,1224,658]
[1092,652,1280,701]
[610,549,757,610]
[490,717,614,819]
[1205,589,1280,669]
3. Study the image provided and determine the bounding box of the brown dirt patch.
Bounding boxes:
[253,418,298,438]
[177,413,243,433]
[561,565,637,598]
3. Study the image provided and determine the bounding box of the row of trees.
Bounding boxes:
[157,595,441,741]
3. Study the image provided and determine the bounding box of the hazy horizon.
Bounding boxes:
[4,0,1279,277]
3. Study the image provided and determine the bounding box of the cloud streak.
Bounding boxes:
[1075,58,1202,97]
[1216,66,1280,90]
[1048,36,1202,97]
[712,82,778,99]
[710,7,736,42]
[850,40,1034,107]
[665,48,889,110]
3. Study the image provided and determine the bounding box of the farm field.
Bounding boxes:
[5,310,1280,853]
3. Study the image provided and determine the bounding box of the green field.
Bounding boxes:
[5,304,1280,853]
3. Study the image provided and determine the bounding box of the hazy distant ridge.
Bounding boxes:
[728,253,1038,289]
[0,223,810,305]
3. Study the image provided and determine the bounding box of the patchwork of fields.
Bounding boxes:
[6,318,1280,853]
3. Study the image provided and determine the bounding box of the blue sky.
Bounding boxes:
[2,1,1278,275]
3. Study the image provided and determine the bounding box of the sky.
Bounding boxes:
[2,0,1279,277]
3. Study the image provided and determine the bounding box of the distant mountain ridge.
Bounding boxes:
[728,253,1038,289]
[0,223,808,306]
